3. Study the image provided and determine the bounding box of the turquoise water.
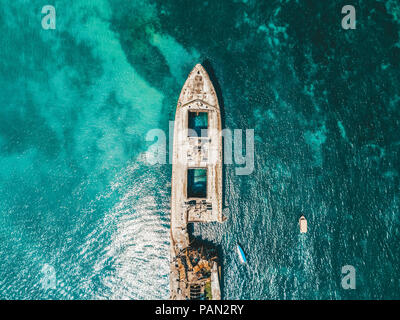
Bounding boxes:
[0,0,399,299]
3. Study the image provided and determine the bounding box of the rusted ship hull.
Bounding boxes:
[170,64,223,300]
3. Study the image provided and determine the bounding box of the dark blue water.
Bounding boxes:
[0,0,399,299]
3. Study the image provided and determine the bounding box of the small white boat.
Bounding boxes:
[299,216,307,233]
[236,244,247,264]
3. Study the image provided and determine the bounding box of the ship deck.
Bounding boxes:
[170,64,224,300]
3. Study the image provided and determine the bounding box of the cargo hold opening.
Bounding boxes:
[188,111,208,137]
[187,168,207,198]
